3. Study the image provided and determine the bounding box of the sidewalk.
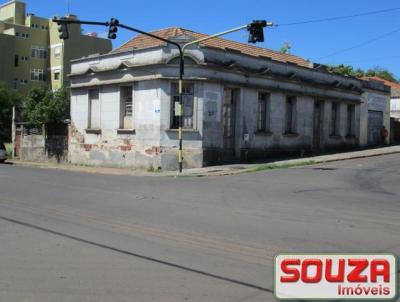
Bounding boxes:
[7,145,400,178]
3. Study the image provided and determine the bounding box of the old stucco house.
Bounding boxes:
[362,76,400,144]
[68,27,390,170]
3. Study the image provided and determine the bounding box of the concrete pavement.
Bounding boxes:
[0,154,400,301]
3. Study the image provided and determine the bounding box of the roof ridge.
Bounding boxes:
[114,26,311,67]
[178,27,307,61]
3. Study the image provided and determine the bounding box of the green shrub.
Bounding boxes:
[5,143,12,159]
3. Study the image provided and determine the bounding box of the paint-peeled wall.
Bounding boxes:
[69,79,201,170]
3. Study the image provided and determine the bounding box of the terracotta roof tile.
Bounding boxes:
[361,76,400,88]
[115,27,311,68]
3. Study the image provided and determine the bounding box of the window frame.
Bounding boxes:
[54,46,61,58]
[30,69,45,82]
[54,70,61,81]
[285,96,297,134]
[346,104,356,137]
[257,91,271,133]
[31,46,48,59]
[119,85,134,130]
[330,102,340,136]
[88,89,101,130]
[170,82,195,129]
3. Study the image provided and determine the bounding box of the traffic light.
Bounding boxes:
[57,19,69,40]
[247,20,267,43]
[108,18,119,39]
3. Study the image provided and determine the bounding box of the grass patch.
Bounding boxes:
[246,160,316,173]
[147,165,162,173]
[5,143,12,159]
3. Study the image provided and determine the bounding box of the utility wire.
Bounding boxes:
[340,55,400,64]
[275,7,400,27]
[315,27,400,61]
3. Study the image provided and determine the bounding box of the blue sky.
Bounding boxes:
[20,0,400,79]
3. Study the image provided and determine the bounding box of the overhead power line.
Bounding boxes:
[275,7,400,27]
[315,27,400,61]
[340,55,400,64]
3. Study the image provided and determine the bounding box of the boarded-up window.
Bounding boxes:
[285,96,297,134]
[88,89,100,129]
[347,104,356,137]
[257,92,271,132]
[120,86,133,129]
[171,83,194,129]
[331,102,340,136]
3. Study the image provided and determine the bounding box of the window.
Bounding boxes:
[31,47,47,59]
[120,86,133,129]
[88,89,100,129]
[330,102,340,136]
[171,83,194,129]
[54,46,61,58]
[14,55,19,67]
[30,69,46,81]
[54,70,60,80]
[347,104,356,137]
[257,92,271,132]
[15,32,19,37]
[13,79,18,90]
[285,96,297,134]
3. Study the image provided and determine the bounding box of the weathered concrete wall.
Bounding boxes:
[68,43,389,170]
[19,131,68,163]
[360,90,391,146]
[70,78,364,169]
[20,133,46,161]
[69,79,203,170]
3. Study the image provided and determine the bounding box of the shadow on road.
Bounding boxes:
[0,215,273,294]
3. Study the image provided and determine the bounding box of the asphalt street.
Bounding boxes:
[0,154,399,302]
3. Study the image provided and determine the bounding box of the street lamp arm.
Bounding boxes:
[118,23,184,76]
[182,24,248,52]
[118,23,182,53]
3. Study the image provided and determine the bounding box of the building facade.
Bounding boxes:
[362,76,400,144]
[0,0,112,93]
[68,28,390,170]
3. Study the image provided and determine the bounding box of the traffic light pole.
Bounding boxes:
[177,22,272,173]
[52,17,270,173]
[53,17,186,172]
[110,23,185,173]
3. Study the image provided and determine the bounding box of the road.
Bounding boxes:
[0,154,399,302]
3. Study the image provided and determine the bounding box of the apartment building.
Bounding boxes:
[0,0,112,93]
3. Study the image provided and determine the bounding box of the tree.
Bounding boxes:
[326,64,365,78]
[23,87,70,127]
[0,83,21,142]
[365,66,398,83]
[327,64,399,83]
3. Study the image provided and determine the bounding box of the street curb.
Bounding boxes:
[5,147,400,178]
